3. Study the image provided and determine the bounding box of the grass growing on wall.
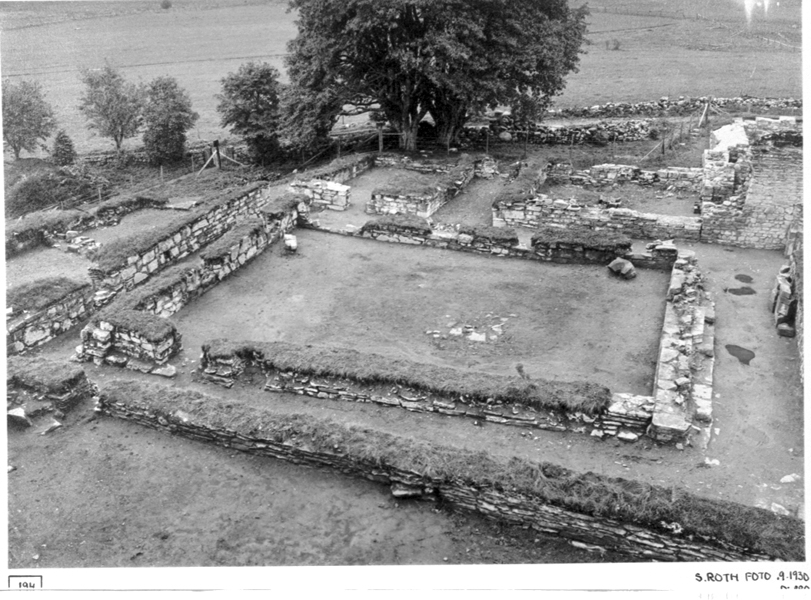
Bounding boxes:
[202,339,612,415]
[360,214,433,237]
[531,227,633,252]
[98,378,806,562]
[7,277,90,313]
[200,219,265,262]
[372,171,441,197]
[459,225,519,245]
[88,181,267,274]
[7,355,88,393]
[493,159,547,206]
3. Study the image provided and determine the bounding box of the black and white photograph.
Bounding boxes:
[1,0,806,594]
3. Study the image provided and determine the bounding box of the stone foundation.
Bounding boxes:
[96,380,800,562]
[6,284,95,356]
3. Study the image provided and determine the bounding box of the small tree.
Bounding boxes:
[216,62,282,163]
[142,76,199,165]
[78,66,144,155]
[52,130,77,166]
[2,79,57,160]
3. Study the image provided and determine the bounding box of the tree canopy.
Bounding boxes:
[142,76,199,165]
[2,79,57,160]
[285,0,588,151]
[216,62,283,164]
[78,65,144,155]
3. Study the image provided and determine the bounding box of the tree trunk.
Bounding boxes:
[400,122,419,152]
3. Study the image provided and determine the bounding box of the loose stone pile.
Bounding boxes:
[770,265,797,338]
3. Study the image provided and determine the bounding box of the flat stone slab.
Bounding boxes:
[165,197,203,211]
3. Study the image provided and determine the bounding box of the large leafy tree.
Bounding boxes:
[142,76,199,165]
[285,0,588,151]
[216,62,283,163]
[78,65,144,155]
[2,79,57,160]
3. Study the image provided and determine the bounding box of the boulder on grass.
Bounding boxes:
[608,257,637,280]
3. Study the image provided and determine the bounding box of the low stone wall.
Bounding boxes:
[288,179,350,210]
[550,162,703,191]
[649,250,717,442]
[366,157,476,218]
[461,119,655,146]
[7,356,94,420]
[546,96,801,120]
[96,380,802,562]
[5,195,168,259]
[356,218,679,271]
[493,197,702,243]
[302,153,376,183]
[79,205,299,369]
[90,183,274,306]
[6,284,96,356]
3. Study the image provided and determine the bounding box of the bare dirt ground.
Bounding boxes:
[7,392,631,568]
[170,229,668,395]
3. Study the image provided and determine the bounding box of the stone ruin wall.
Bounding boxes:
[80,207,299,368]
[699,117,802,250]
[288,153,376,211]
[366,156,476,218]
[6,285,96,356]
[91,185,272,306]
[95,389,778,562]
[493,199,702,243]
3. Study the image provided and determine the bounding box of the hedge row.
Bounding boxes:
[7,276,90,314]
[531,227,633,252]
[202,339,611,415]
[99,378,805,562]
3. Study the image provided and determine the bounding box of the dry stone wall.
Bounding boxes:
[90,184,272,306]
[6,284,95,356]
[550,162,703,191]
[95,382,795,562]
[546,96,801,120]
[79,206,299,369]
[493,197,702,243]
[699,118,802,250]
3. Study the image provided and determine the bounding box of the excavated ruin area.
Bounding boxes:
[170,228,670,395]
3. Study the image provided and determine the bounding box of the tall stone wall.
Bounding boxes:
[699,119,802,250]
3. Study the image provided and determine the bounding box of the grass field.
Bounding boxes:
[0,0,802,156]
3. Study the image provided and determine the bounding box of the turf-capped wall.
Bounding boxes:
[7,278,95,355]
[79,206,299,368]
[89,183,275,302]
[95,379,804,562]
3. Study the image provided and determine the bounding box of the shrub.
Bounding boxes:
[160,0,172,9]
[5,171,96,217]
[52,130,76,166]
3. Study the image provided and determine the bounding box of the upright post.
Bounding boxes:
[214,140,222,168]
[378,125,383,153]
